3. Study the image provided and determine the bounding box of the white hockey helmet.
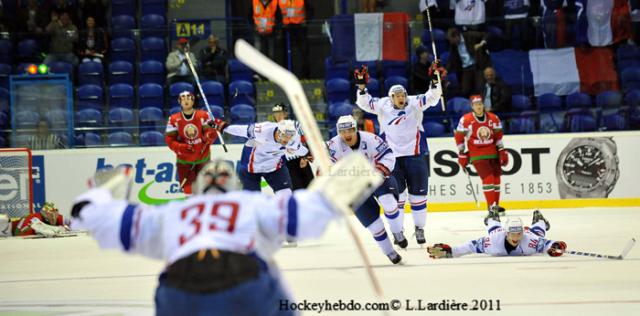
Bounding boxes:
[504,217,524,234]
[388,84,407,98]
[194,160,240,194]
[336,115,357,131]
[277,119,297,137]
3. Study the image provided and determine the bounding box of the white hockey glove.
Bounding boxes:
[309,152,383,213]
[30,217,67,237]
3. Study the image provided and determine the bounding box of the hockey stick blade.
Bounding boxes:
[234,39,384,298]
[564,238,636,260]
[619,237,636,259]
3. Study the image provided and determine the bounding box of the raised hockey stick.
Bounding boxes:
[463,167,480,208]
[424,6,446,111]
[234,39,385,298]
[562,238,636,260]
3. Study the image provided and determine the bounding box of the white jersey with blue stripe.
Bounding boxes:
[224,122,309,173]
[355,84,441,157]
[71,188,336,265]
[327,131,395,172]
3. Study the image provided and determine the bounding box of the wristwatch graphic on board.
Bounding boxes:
[556,137,620,199]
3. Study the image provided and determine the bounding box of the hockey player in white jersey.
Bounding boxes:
[328,115,406,264]
[427,209,568,258]
[217,119,310,194]
[355,63,442,245]
[70,155,383,316]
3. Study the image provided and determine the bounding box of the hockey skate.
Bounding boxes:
[497,206,506,215]
[393,231,408,249]
[484,205,501,226]
[532,210,550,231]
[413,226,426,245]
[387,250,403,264]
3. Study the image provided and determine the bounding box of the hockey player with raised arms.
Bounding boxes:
[355,63,443,245]
[454,94,508,215]
[165,91,221,195]
[217,119,310,195]
[427,209,567,258]
[69,154,383,315]
[328,115,405,264]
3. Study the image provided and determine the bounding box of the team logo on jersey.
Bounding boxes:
[476,126,492,141]
[183,123,199,140]
[388,111,407,125]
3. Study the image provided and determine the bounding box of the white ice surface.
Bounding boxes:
[1,207,639,315]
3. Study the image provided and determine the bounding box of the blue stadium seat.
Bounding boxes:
[138,83,164,110]
[596,91,622,108]
[16,39,39,63]
[108,108,135,130]
[110,38,136,64]
[76,108,103,127]
[566,109,597,132]
[0,111,7,129]
[140,37,166,62]
[140,130,165,146]
[201,81,225,107]
[141,14,166,38]
[0,39,12,64]
[108,61,134,85]
[108,131,134,146]
[228,80,255,106]
[48,61,73,79]
[0,63,10,89]
[421,28,448,55]
[0,87,8,113]
[77,84,104,111]
[141,0,168,17]
[616,45,640,71]
[15,110,40,128]
[354,60,378,79]
[0,135,6,148]
[566,92,592,109]
[169,106,181,115]
[447,97,471,115]
[139,107,165,130]
[78,61,104,86]
[229,59,254,82]
[45,109,68,128]
[325,78,351,104]
[382,61,407,78]
[487,26,506,52]
[169,82,195,108]
[537,93,563,111]
[76,132,102,147]
[111,15,136,39]
[108,84,134,109]
[511,95,532,111]
[625,89,640,107]
[601,110,627,130]
[230,104,256,124]
[621,67,640,92]
[324,57,350,81]
[423,121,446,137]
[439,51,450,67]
[327,102,353,121]
[383,76,408,94]
[139,60,165,86]
[208,105,225,119]
[509,111,538,134]
[111,0,136,16]
[366,78,380,98]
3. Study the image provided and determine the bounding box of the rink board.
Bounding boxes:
[24,131,640,216]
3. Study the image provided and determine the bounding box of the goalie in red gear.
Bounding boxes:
[165,91,221,195]
[454,95,508,216]
[14,202,68,236]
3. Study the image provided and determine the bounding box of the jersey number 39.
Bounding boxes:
[179,201,240,245]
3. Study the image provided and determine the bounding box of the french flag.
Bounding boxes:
[330,13,409,63]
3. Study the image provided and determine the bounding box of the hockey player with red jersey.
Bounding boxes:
[14,202,68,237]
[165,91,223,195]
[454,95,508,215]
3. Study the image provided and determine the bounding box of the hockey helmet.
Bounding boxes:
[277,119,297,137]
[194,160,240,194]
[178,90,195,100]
[388,84,407,98]
[336,115,357,131]
[504,217,524,234]
[271,103,288,113]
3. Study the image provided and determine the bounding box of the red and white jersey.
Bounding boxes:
[454,112,504,161]
[451,222,556,257]
[355,84,441,157]
[327,131,395,172]
[165,110,216,163]
[71,188,336,265]
[224,122,308,173]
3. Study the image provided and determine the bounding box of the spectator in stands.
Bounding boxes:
[166,38,197,87]
[481,67,511,113]
[419,0,454,30]
[44,11,79,66]
[253,0,278,61]
[352,107,377,134]
[452,0,486,30]
[198,34,229,83]
[362,0,376,12]
[503,0,531,50]
[18,0,48,35]
[27,120,65,150]
[446,28,490,97]
[50,0,78,25]
[279,0,313,78]
[411,45,434,94]
[77,16,107,63]
[79,0,107,28]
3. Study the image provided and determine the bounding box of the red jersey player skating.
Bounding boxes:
[454,95,508,215]
[165,91,222,195]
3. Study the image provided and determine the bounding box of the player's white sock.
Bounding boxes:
[397,190,408,211]
[378,193,404,234]
[409,194,427,228]
[366,218,394,256]
[274,188,293,195]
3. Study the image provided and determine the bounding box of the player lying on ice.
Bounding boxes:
[70,154,382,316]
[427,209,567,258]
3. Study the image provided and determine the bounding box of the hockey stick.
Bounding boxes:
[424,6,446,112]
[563,238,636,260]
[463,167,480,207]
[234,39,385,298]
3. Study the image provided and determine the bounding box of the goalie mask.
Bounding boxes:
[194,160,240,195]
[41,202,59,224]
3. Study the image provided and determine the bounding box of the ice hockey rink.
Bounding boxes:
[1,207,639,316]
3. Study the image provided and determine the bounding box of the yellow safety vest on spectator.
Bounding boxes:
[253,0,278,34]
[279,0,305,25]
